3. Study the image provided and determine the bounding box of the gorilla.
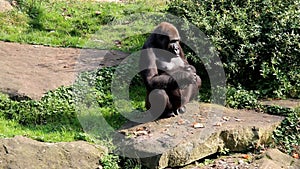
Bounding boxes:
[139,22,201,118]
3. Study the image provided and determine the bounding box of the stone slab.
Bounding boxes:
[0,136,107,169]
[0,41,128,99]
[115,102,284,168]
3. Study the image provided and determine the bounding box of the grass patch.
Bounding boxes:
[0,66,147,143]
[0,0,168,50]
[0,117,85,142]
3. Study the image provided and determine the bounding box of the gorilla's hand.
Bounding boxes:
[168,66,197,89]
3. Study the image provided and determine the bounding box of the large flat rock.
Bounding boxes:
[115,102,284,168]
[0,0,13,13]
[253,149,300,169]
[0,41,128,99]
[0,136,107,169]
[260,99,300,109]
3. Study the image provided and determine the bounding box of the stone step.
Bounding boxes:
[260,99,300,110]
[115,102,284,169]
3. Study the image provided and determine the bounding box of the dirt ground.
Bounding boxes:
[0,41,128,99]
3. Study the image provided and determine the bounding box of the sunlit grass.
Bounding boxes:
[0,117,85,142]
[0,0,168,50]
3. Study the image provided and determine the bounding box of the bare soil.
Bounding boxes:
[0,41,128,99]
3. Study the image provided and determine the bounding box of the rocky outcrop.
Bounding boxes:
[0,136,107,169]
[115,102,284,168]
[253,149,300,169]
[0,41,128,100]
[260,99,300,109]
[182,148,300,169]
[0,0,13,13]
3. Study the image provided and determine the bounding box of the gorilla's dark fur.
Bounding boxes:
[139,22,201,118]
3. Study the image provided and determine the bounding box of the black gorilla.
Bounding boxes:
[139,22,201,118]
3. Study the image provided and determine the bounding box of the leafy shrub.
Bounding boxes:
[0,67,130,128]
[100,154,120,169]
[168,0,300,98]
[0,66,143,129]
[273,107,300,155]
[226,86,259,109]
[262,104,294,116]
[0,87,77,126]
[73,67,116,107]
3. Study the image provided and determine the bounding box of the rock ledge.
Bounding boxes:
[116,103,284,168]
[0,136,107,169]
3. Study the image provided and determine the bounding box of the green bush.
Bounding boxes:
[100,154,121,169]
[168,0,300,98]
[0,87,77,125]
[226,86,259,109]
[0,66,145,130]
[273,107,300,155]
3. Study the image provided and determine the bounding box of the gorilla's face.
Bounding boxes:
[168,40,180,56]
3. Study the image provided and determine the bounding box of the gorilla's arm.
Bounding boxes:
[167,65,199,89]
[139,48,173,90]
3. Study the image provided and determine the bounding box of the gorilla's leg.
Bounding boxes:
[147,89,176,118]
[173,81,200,115]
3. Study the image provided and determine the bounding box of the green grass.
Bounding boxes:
[0,67,147,143]
[0,0,168,51]
[0,117,85,142]
[0,0,156,140]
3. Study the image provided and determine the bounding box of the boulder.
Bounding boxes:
[253,149,300,169]
[115,102,284,168]
[260,99,300,109]
[0,0,13,13]
[0,41,128,100]
[0,136,107,169]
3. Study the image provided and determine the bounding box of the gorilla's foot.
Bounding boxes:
[175,105,186,115]
[160,111,177,118]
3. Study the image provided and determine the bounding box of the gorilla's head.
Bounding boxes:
[151,22,181,56]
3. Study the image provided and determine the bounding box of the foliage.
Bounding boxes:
[100,154,120,169]
[121,158,142,169]
[168,0,300,98]
[262,104,294,116]
[197,159,215,167]
[0,87,77,126]
[273,107,300,155]
[226,86,259,109]
[219,147,230,155]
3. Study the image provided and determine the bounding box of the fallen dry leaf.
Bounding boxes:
[242,154,250,159]
[292,153,299,159]
[95,11,101,15]
[119,130,128,135]
[223,116,231,121]
[199,117,206,122]
[134,130,148,136]
[160,128,169,133]
[136,126,147,131]
[214,122,222,126]
[177,119,185,125]
[193,122,205,128]
[235,118,243,122]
